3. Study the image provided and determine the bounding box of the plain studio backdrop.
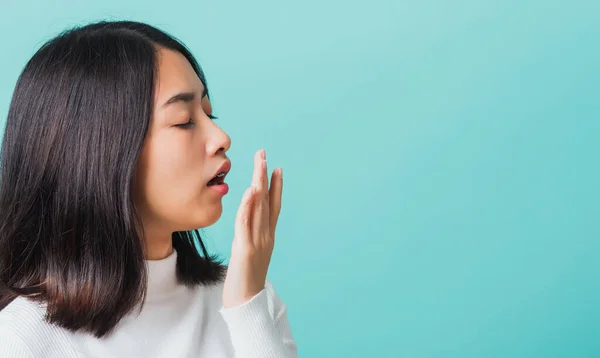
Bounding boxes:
[0,1,598,357]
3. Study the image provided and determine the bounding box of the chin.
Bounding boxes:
[193,203,223,229]
[173,197,224,231]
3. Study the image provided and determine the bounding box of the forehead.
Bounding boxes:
[154,47,205,102]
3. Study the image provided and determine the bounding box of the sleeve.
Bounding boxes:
[219,280,298,358]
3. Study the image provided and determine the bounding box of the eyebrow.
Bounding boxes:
[161,87,208,108]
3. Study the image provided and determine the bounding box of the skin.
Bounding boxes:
[134,46,283,307]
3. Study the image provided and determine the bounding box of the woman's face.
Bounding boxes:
[134,47,231,236]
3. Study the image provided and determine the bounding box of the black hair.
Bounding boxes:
[0,20,226,338]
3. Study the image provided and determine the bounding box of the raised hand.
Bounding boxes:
[222,149,283,308]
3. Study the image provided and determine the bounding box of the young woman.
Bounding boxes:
[0,20,296,357]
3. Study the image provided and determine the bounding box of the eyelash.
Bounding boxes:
[176,114,218,129]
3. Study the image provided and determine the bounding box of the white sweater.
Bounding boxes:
[0,249,297,357]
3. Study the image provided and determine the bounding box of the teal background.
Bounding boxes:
[1,1,598,357]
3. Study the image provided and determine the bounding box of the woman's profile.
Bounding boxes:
[0,20,296,357]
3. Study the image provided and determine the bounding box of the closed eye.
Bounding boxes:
[175,114,218,129]
[175,119,195,129]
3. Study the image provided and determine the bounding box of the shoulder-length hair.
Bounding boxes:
[0,20,226,338]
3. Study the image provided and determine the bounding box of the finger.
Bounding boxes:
[268,168,283,236]
[251,149,268,194]
[252,189,270,239]
[234,186,257,235]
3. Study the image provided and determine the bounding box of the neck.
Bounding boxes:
[146,240,173,260]
[143,224,174,260]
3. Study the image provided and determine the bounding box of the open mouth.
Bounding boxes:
[207,171,227,186]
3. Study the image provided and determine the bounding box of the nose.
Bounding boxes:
[206,121,231,156]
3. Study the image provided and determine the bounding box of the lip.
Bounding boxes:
[207,160,231,196]
[207,159,231,185]
[209,183,229,195]
[214,160,231,179]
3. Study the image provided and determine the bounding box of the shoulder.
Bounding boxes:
[0,296,47,333]
[0,297,46,356]
[0,297,76,357]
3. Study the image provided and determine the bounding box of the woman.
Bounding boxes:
[0,20,296,357]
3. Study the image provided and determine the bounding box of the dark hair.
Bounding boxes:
[0,20,226,338]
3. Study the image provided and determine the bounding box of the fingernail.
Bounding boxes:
[260,149,266,160]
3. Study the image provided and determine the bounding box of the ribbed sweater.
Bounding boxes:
[0,249,297,357]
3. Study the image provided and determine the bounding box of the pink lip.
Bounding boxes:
[215,160,232,177]
[209,183,229,195]
[207,159,231,196]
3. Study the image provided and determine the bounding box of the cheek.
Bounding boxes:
[140,136,206,216]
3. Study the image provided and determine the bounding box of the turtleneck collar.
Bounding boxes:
[145,248,180,298]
